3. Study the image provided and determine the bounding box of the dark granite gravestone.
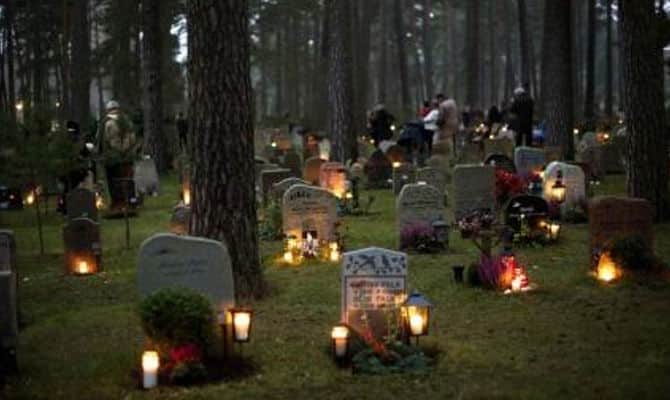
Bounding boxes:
[484,154,517,174]
[0,230,18,375]
[504,195,549,232]
[63,217,102,274]
[66,187,98,221]
[364,149,392,189]
[281,151,302,177]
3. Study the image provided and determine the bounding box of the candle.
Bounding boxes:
[142,351,159,389]
[511,277,522,292]
[331,326,349,358]
[233,312,251,341]
[283,251,293,264]
[409,314,424,336]
[392,162,401,168]
[549,223,560,240]
[597,253,619,282]
[25,192,35,205]
[183,189,191,206]
[77,260,90,275]
[330,249,340,263]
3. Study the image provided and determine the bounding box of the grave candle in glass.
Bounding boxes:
[329,242,340,262]
[230,309,253,342]
[331,325,349,360]
[142,351,159,389]
[76,260,90,275]
[410,313,424,336]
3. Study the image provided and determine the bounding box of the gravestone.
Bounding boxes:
[456,143,483,165]
[504,195,549,232]
[303,157,326,185]
[364,149,392,189]
[385,144,405,164]
[272,177,309,203]
[543,161,586,211]
[432,141,452,158]
[588,196,654,269]
[484,154,517,173]
[341,247,407,339]
[514,146,546,176]
[282,184,338,243]
[0,230,18,373]
[426,154,451,183]
[66,187,98,221]
[138,234,235,315]
[260,168,293,204]
[397,184,445,242]
[169,205,191,235]
[483,138,514,159]
[63,217,102,274]
[392,163,417,195]
[416,167,447,199]
[453,164,496,221]
[281,151,302,177]
[134,157,160,196]
[319,162,348,198]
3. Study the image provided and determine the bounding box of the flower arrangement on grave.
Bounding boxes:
[457,209,496,239]
[399,222,437,253]
[139,288,215,386]
[495,169,525,205]
[281,224,346,265]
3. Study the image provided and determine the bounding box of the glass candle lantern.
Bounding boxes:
[331,324,350,362]
[401,291,433,341]
[142,351,159,389]
[551,170,567,204]
[229,308,253,343]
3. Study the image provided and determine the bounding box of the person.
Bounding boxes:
[418,100,431,118]
[435,94,459,151]
[367,104,395,147]
[422,100,440,156]
[176,112,188,150]
[509,86,534,147]
[97,100,139,214]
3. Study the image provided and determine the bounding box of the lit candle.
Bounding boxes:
[183,189,191,206]
[283,251,293,264]
[392,162,401,169]
[142,351,159,389]
[25,192,35,205]
[597,253,619,283]
[95,193,104,209]
[331,326,349,358]
[511,277,522,292]
[410,314,424,336]
[233,312,251,341]
[329,243,340,262]
[77,260,90,275]
[549,223,560,240]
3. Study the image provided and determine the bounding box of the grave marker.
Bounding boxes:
[364,149,392,189]
[0,230,17,373]
[282,184,338,243]
[416,167,447,199]
[134,157,160,196]
[543,161,586,211]
[392,163,416,195]
[514,146,546,176]
[397,184,445,244]
[303,157,326,185]
[66,187,98,221]
[319,162,348,198]
[63,217,102,274]
[453,164,496,221]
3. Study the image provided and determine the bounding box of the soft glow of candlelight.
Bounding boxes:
[597,253,620,283]
[233,311,251,341]
[345,192,353,199]
[392,161,401,169]
[549,222,560,240]
[271,141,277,148]
[283,251,293,264]
[511,277,523,292]
[15,101,23,111]
[573,128,579,135]
[76,260,90,275]
[95,193,104,209]
[409,314,424,336]
[331,326,349,358]
[329,242,340,262]
[142,351,159,389]
[25,192,35,205]
[183,188,191,206]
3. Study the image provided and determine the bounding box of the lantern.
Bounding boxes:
[329,242,340,262]
[547,221,561,241]
[24,191,35,206]
[182,188,191,206]
[229,308,253,343]
[95,192,104,209]
[596,253,621,283]
[401,291,433,343]
[331,324,350,363]
[142,351,159,389]
[551,170,567,204]
[75,260,91,275]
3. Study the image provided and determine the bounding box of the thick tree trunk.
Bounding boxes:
[422,0,434,99]
[466,0,480,109]
[605,0,614,117]
[353,1,375,137]
[316,1,331,128]
[503,1,514,102]
[328,0,356,163]
[378,4,388,104]
[187,0,265,298]
[392,0,411,115]
[517,0,530,88]
[488,0,497,106]
[621,0,669,221]
[6,1,16,124]
[584,0,596,126]
[541,0,574,160]
[94,9,105,118]
[572,0,584,121]
[70,0,91,129]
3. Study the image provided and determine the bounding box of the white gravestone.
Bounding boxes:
[543,161,586,211]
[134,157,160,196]
[282,184,338,242]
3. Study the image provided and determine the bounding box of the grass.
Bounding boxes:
[2,173,670,399]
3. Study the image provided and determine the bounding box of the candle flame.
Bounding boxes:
[597,253,620,283]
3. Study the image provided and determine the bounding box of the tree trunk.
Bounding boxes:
[6,1,16,124]
[94,8,105,118]
[621,0,669,221]
[328,0,356,163]
[572,0,584,121]
[466,0,480,109]
[378,3,388,104]
[141,0,167,172]
[392,0,411,115]
[422,0,434,99]
[70,0,91,129]
[584,0,596,126]
[517,0,530,88]
[187,0,265,298]
[316,1,331,128]
[503,1,514,102]
[541,0,574,160]
[488,0,497,106]
[605,0,614,117]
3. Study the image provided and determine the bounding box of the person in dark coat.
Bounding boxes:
[509,86,534,146]
[368,104,395,147]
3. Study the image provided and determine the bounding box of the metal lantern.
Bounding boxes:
[330,324,350,364]
[547,221,561,242]
[401,291,433,343]
[229,308,253,343]
[551,170,567,204]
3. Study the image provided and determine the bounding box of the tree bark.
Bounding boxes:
[488,0,497,106]
[422,0,434,99]
[605,0,614,117]
[328,0,356,163]
[187,0,265,298]
[584,0,596,126]
[6,0,16,124]
[141,0,167,172]
[621,0,669,221]
[541,0,574,160]
[378,3,388,104]
[503,0,514,102]
[466,0,480,109]
[517,0,530,89]
[392,0,411,115]
[70,0,92,129]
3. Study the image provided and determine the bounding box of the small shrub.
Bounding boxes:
[139,288,216,351]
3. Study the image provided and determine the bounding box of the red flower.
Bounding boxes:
[170,343,203,364]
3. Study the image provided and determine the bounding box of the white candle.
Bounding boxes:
[234,312,251,341]
[410,314,424,336]
[142,351,159,389]
[77,261,90,274]
[511,277,522,292]
[183,188,191,206]
[331,326,349,358]
[330,250,340,263]
[283,251,293,264]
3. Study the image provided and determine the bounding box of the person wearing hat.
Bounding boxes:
[96,100,139,214]
[509,85,534,147]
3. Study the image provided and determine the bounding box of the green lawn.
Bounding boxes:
[2,174,670,400]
